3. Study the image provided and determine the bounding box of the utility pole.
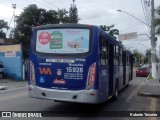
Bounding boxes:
[159,46,160,61]
[117,1,157,78]
[150,0,157,78]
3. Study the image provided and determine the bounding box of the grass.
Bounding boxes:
[146,73,153,80]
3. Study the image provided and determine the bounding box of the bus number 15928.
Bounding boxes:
[66,67,83,73]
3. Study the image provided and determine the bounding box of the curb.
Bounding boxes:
[0,86,8,90]
[137,92,160,98]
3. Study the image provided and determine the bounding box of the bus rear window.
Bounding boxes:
[36,29,90,54]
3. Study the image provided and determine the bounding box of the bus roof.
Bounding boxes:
[34,23,94,29]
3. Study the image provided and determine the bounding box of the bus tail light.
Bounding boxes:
[30,61,35,86]
[86,63,96,90]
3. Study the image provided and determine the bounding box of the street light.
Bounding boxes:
[138,34,150,39]
[117,4,157,78]
[117,10,150,27]
[12,4,16,40]
[138,43,150,49]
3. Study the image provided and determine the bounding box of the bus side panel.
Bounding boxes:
[113,65,119,92]
[130,55,133,80]
[122,51,126,85]
[98,66,109,102]
[108,44,114,97]
[118,66,123,90]
[126,65,131,84]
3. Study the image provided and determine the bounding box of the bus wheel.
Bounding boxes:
[112,83,118,100]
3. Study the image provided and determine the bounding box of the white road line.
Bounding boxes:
[0,92,27,102]
[148,98,157,120]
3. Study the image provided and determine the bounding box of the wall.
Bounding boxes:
[0,44,23,80]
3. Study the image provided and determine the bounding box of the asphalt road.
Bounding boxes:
[0,69,159,120]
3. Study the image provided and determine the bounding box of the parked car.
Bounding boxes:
[0,63,6,79]
[136,67,150,77]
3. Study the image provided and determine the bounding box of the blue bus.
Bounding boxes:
[28,24,133,104]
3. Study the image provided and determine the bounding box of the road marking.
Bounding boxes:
[126,80,145,102]
[0,92,27,102]
[148,98,157,120]
[149,98,157,111]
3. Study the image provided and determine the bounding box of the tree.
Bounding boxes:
[16,3,79,59]
[155,5,160,35]
[0,19,9,39]
[17,4,60,37]
[99,25,119,39]
[145,49,151,64]
[68,0,79,23]
[16,4,60,59]
[133,50,143,65]
[58,9,70,23]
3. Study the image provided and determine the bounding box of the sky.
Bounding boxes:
[0,0,160,55]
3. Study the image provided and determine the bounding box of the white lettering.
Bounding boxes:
[66,67,83,73]
[144,113,157,117]
[131,113,143,117]
[28,113,42,117]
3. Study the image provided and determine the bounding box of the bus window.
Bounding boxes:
[105,40,109,65]
[99,37,107,66]
[36,28,90,54]
[114,45,119,65]
[119,48,123,65]
[126,53,130,66]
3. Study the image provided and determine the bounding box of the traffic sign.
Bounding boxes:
[119,32,138,41]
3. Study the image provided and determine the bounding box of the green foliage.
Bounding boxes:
[133,50,140,60]
[99,25,119,39]
[0,19,9,30]
[17,4,59,37]
[0,31,6,39]
[0,19,9,39]
[147,73,153,80]
[16,4,61,59]
[16,2,80,59]
[145,49,151,64]
[68,1,79,23]
[133,50,143,64]
[58,9,70,23]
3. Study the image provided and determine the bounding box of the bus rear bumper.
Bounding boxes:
[28,85,99,104]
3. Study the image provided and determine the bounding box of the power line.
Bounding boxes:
[141,0,151,32]
[32,0,52,10]
[120,22,142,32]
[23,0,52,10]
[5,15,14,35]
[42,0,59,9]
[24,0,35,5]
[144,0,151,26]
[23,0,42,8]
[141,0,148,26]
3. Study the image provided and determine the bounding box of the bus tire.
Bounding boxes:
[112,82,118,100]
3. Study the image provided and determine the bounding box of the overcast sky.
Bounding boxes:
[0,0,160,54]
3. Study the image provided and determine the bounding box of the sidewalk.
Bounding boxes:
[0,79,27,90]
[138,71,160,98]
